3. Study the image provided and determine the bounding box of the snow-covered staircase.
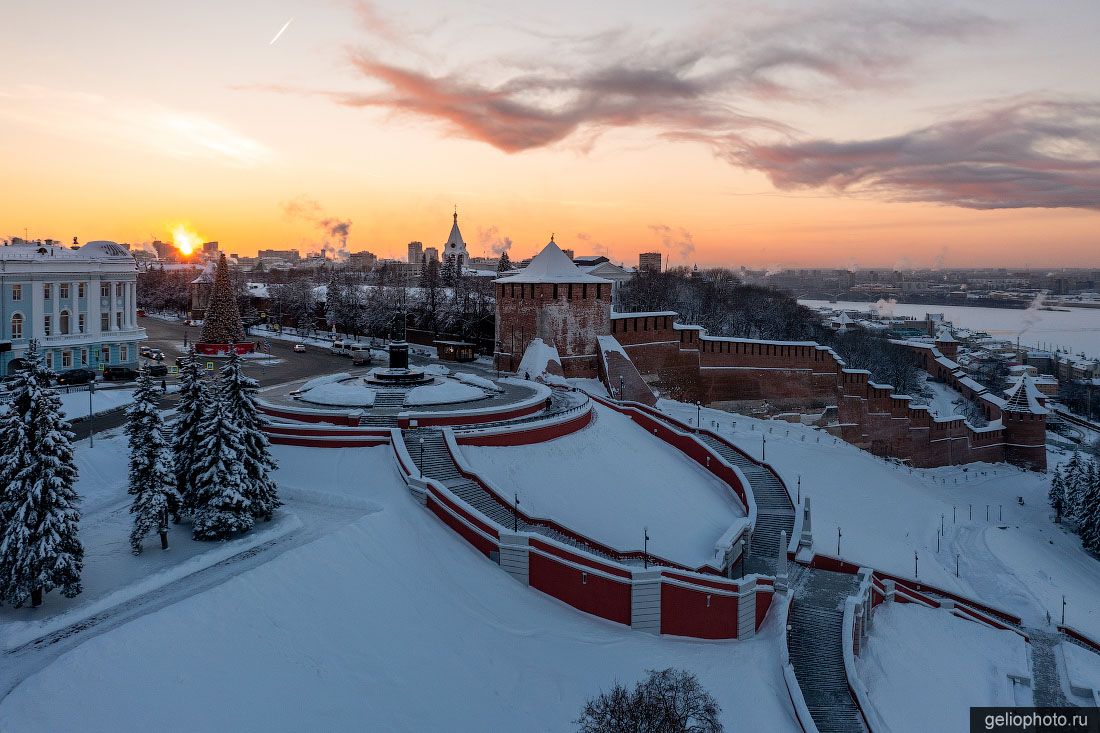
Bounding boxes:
[697,433,795,576]
[788,569,867,733]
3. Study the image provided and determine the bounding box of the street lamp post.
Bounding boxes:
[643,526,650,569]
[738,538,746,578]
[513,493,520,533]
[619,375,624,402]
[762,434,766,462]
[418,437,424,479]
[696,402,701,432]
[88,381,95,447]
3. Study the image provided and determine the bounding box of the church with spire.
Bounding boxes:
[443,209,469,271]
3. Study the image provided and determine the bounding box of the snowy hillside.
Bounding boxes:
[0,442,797,732]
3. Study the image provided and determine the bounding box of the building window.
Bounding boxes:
[78,282,86,298]
[44,314,52,336]
[12,284,21,301]
[60,310,70,335]
[78,313,86,333]
[60,283,70,299]
[116,312,123,329]
[80,348,88,366]
[62,351,73,368]
[10,313,23,339]
[116,283,123,298]
[101,282,110,298]
[120,345,128,362]
[101,345,111,364]
[101,313,110,331]
[44,283,52,299]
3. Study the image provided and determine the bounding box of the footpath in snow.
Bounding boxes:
[657,400,1100,641]
[0,443,798,732]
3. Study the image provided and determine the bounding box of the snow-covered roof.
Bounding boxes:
[495,240,611,284]
[1002,375,1048,415]
[445,212,466,250]
[610,310,678,319]
[0,240,133,262]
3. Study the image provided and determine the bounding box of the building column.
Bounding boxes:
[51,282,60,338]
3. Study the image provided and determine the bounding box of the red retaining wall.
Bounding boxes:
[400,399,546,428]
[456,408,594,446]
[660,581,740,639]
[529,540,632,625]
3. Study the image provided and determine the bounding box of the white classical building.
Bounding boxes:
[0,240,145,375]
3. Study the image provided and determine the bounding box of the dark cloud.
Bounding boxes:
[717,98,1100,210]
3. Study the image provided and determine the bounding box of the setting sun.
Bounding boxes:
[169,223,202,256]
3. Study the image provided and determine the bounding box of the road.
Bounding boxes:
[70,318,359,438]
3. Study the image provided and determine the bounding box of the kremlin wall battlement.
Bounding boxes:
[493,240,1046,470]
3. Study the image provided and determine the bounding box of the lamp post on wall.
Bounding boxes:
[837,526,842,556]
[762,434,767,462]
[696,402,701,432]
[738,538,746,578]
[513,493,520,533]
[643,526,650,569]
[418,437,424,479]
[619,375,624,402]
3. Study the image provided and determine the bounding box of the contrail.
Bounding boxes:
[269,17,293,45]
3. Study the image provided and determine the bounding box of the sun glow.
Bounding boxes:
[170,224,203,256]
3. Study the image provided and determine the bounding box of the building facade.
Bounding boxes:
[0,240,145,375]
[407,240,424,264]
[639,252,662,272]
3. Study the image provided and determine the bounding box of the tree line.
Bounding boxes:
[618,268,923,395]
[0,343,280,609]
[1048,452,1100,553]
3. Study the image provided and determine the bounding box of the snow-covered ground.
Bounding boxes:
[0,441,797,732]
[658,400,1100,640]
[299,381,376,407]
[856,603,1030,732]
[58,387,137,422]
[463,404,746,567]
[1063,642,1100,701]
[915,375,967,420]
[404,380,486,406]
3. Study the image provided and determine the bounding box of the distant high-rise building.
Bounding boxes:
[152,240,174,260]
[639,252,662,272]
[424,246,439,263]
[258,249,300,262]
[203,241,219,253]
[407,240,423,264]
[348,251,377,269]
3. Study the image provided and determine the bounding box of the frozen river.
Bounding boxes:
[800,299,1100,359]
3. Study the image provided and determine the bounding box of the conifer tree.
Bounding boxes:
[1049,466,1066,524]
[127,370,181,553]
[190,377,254,540]
[199,253,244,344]
[172,349,208,516]
[0,343,83,607]
[496,250,513,274]
[1065,451,1086,520]
[1080,460,1100,552]
[221,352,281,521]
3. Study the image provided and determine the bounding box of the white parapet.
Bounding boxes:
[497,532,530,586]
[631,569,662,634]
[736,577,758,640]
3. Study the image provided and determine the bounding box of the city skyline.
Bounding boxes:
[3,0,1098,268]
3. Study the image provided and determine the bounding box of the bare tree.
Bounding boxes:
[575,668,722,733]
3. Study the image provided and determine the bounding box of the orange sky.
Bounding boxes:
[2,1,1098,268]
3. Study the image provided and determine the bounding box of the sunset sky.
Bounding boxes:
[2,0,1098,268]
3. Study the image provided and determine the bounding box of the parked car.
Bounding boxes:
[293,343,307,353]
[56,368,97,386]
[146,363,168,377]
[329,340,348,356]
[352,354,372,366]
[139,345,152,358]
[136,309,146,317]
[103,366,139,382]
[146,348,164,361]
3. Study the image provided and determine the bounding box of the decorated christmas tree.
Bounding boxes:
[199,252,244,344]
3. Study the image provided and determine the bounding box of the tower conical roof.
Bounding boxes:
[446,211,466,249]
[1002,374,1048,414]
[495,239,611,284]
